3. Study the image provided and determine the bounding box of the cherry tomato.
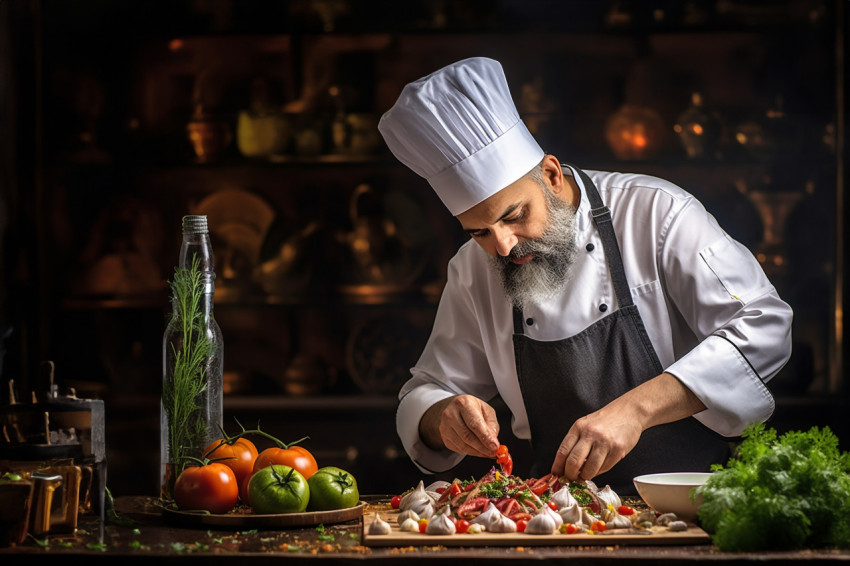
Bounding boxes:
[254,443,318,479]
[591,520,607,532]
[455,519,470,534]
[418,519,429,533]
[547,501,558,511]
[390,495,402,509]
[173,462,239,514]
[204,437,258,488]
[516,519,528,533]
[617,505,635,516]
[559,523,579,534]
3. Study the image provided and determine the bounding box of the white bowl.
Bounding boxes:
[632,472,712,521]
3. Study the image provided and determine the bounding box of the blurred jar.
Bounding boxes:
[605,103,667,160]
[674,92,723,160]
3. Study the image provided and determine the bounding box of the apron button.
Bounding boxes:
[525,318,534,326]
[586,243,595,252]
[599,303,608,312]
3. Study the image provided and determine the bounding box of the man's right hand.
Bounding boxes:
[419,395,500,458]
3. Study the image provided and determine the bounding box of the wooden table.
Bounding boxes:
[1,496,849,565]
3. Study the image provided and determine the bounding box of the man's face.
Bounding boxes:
[458,172,579,309]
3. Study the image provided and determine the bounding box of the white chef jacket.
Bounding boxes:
[397,165,793,474]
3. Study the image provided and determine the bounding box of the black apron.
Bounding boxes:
[513,165,730,495]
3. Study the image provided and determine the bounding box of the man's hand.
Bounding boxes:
[550,372,706,481]
[419,395,500,458]
[551,408,642,481]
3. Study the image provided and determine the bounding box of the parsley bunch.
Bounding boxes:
[696,422,850,551]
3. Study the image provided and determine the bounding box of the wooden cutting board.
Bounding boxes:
[362,508,712,547]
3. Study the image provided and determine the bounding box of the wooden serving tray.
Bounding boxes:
[162,501,367,529]
[362,508,711,547]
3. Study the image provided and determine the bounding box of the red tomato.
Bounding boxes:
[173,463,238,514]
[239,473,252,506]
[455,519,470,533]
[390,495,402,509]
[591,520,607,532]
[547,501,558,511]
[457,497,489,520]
[560,523,579,534]
[527,478,550,496]
[204,437,258,487]
[617,505,635,516]
[495,445,513,476]
[418,519,429,533]
[449,482,462,496]
[253,444,318,479]
[516,519,528,533]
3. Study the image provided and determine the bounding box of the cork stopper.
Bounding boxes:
[182,215,209,234]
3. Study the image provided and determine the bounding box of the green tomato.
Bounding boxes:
[248,464,309,514]
[306,466,359,511]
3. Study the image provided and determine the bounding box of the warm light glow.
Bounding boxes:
[691,124,704,135]
[168,38,184,52]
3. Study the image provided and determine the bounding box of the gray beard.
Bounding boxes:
[487,188,579,310]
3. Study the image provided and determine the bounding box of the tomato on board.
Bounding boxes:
[390,495,402,509]
[253,443,318,480]
[248,464,310,514]
[516,519,528,533]
[204,436,258,487]
[307,467,360,511]
[173,462,239,514]
[455,519,470,534]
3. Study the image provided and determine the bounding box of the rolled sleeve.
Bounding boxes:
[396,383,466,473]
[667,335,775,436]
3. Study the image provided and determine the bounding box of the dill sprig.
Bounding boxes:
[162,255,217,486]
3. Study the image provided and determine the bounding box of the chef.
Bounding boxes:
[378,57,793,494]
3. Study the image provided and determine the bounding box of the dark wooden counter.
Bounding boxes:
[1,496,849,565]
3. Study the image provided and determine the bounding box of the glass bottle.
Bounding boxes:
[159,214,224,500]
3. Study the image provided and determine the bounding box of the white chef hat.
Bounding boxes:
[378,57,544,216]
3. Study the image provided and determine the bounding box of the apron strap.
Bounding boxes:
[513,164,635,336]
[568,165,634,309]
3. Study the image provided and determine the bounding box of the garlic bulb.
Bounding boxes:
[524,506,561,535]
[424,480,450,493]
[400,517,420,532]
[487,513,518,533]
[557,501,582,525]
[396,509,420,526]
[470,502,502,527]
[399,481,430,511]
[594,485,621,510]
[605,512,633,529]
[550,486,577,510]
[467,523,486,534]
[425,510,456,535]
[409,497,436,520]
[367,515,392,535]
[656,512,678,526]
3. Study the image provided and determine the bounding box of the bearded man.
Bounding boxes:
[378,57,793,493]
